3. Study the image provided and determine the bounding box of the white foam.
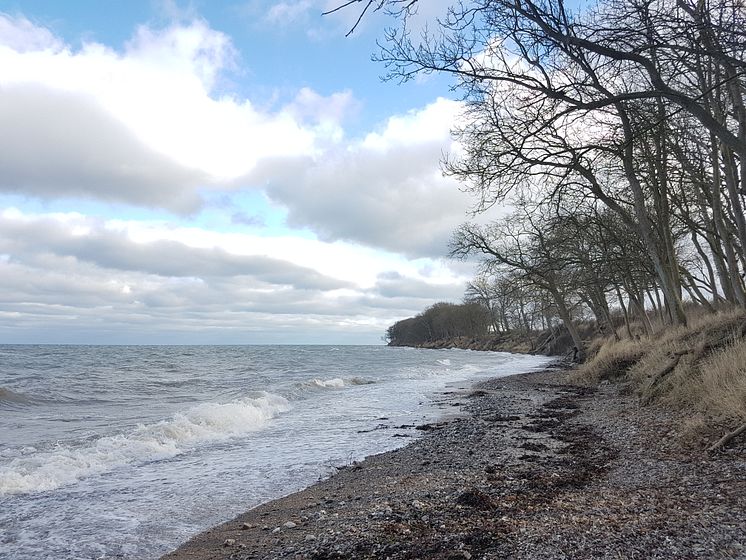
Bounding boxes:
[309,377,345,389]
[436,359,451,366]
[0,392,290,495]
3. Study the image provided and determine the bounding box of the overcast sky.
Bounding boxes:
[0,0,481,344]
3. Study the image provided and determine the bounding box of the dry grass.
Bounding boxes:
[579,307,746,433]
[631,309,746,405]
[687,338,746,423]
[570,336,649,384]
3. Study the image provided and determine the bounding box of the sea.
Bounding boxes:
[0,345,551,560]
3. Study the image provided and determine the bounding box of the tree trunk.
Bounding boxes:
[548,285,584,360]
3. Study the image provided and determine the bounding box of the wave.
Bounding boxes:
[309,377,345,389]
[303,377,377,390]
[404,363,483,380]
[0,392,290,495]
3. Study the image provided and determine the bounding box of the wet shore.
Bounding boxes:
[163,365,746,559]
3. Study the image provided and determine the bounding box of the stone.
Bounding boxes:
[283,521,297,529]
[223,539,236,547]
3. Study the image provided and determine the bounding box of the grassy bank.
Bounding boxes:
[571,308,746,448]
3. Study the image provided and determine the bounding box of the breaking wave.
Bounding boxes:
[0,392,290,495]
[303,377,377,390]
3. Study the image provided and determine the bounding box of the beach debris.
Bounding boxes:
[455,489,496,510]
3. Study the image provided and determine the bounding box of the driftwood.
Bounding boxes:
[708,422,746,453]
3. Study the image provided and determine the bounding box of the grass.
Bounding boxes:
[687,338,746,423]
[570,336,649,384]
[572,307,746,435]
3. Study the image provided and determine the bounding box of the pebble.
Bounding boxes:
[223,539,235,547]
[168,368,746,560]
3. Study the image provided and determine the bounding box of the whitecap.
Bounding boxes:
[309,378,345,389]
[0,392,290,495]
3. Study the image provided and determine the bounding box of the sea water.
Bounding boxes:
[0,345,551,559]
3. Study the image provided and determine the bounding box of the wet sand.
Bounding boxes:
[163,365,746,559]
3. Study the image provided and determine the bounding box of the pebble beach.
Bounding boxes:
[163,364,746,560]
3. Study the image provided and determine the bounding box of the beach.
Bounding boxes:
[1,345,554,559]
[163,365,746,559]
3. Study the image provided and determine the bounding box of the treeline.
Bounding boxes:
[385,302,491,346]
[370,0,746,357]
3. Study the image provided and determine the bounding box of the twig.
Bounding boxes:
[708,422,746,453]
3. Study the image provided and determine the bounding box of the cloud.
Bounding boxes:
[0,210,349,291]
[0,14,323,208]
[231,211,265,227]
[0,84,207,212]
[0,12,62,51]
[265,1,317,26]
[0,208,473,343]
[254,98,471,258]
[372,271,465,300]
[0,12,480,267]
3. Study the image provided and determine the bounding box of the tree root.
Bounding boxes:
[708,422,746,453]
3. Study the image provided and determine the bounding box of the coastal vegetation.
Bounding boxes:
[367,0,746,440]
[385,302,491,346]
[574,307,746,447]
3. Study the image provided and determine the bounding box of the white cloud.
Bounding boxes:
[0,13,480,260]
[0,8,484,346]
[265,0,317,26]
[0,14,325,208]
[0,84,207,212]
[0,12,62,51]
[254,98,471,257]
[0,208,472,342]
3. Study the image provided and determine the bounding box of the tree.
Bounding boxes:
[336,0,746,323]
[451,203,588,358]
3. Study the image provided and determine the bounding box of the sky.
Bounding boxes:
[0,0,483,345]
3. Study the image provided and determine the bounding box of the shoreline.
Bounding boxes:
[163,364,745,559]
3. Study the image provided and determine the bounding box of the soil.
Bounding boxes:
[162,364,746,560]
